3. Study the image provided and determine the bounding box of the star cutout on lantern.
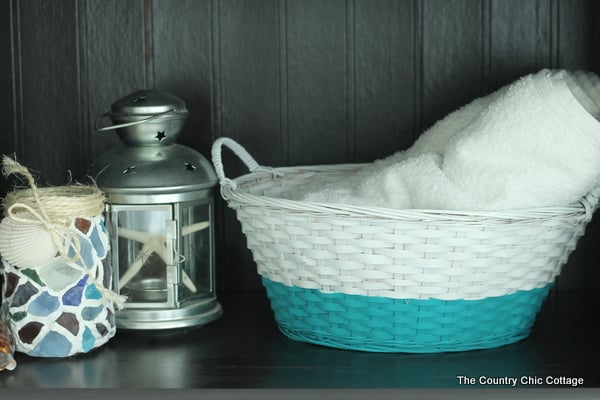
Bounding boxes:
[185,162,197,171]
[155,131,166,141]
[122,165,136,174]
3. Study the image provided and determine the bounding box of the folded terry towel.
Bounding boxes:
[572,70,600,119]
[292,69,600,211]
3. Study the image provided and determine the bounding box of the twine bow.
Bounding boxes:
[1,155,127,309]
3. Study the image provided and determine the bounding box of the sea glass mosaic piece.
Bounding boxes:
[20,269,45,287]
[3,272,18,297]
[67,232,94,269]
[106,309,115,328]
[37,258,82,292]
[10,311,27,322]
[28,292,60,316]
[56,312,79,336]
[102,258,111,289]
[89,225,108,259]
[10,281,38,307]
[18,321,43,344]
[75,218,91,234]
[82,326,95,352]
[85,284,102,300]
[82,305,104,321]
[62,276,89,307]
[96,323,108,337]
[30,331,72,357]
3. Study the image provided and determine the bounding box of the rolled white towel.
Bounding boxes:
[442,69,600,210]
[573,70,600,119]
[293,69,600,211]
[295,82,506,206]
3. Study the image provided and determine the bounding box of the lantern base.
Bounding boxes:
[115,297,223,331]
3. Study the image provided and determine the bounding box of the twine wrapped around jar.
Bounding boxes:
[0,156,125,308]
[0,156,124,358]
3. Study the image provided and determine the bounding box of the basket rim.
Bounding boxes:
[222,163,600,223]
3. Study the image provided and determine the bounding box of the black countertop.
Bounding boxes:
[1,289,599,398]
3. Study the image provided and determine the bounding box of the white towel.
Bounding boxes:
[293,69,600,211]
[442,69,600,209]
[572,70,600,118]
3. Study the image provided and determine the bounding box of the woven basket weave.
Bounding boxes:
[211,137,600,353]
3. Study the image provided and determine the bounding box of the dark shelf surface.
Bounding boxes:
[1,289,599,394]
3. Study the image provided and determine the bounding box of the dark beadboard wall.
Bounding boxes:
[0,0,598,293]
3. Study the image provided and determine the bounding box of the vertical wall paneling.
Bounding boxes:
[144,0,155,88]
[479,0,491,96]
[354,0,416,161]
[286,0,349,166]
[0,1,15,196]
[219,0,281,166]
[279,0,289,164]
[421,0,484,131]
[413,0,424,142]
[346,0,355,162]
[152,0,213,154]
[489,0,540,90]
[556,0,594,70]
[76,0,90,179]
[595,1,600,71]
[18,0,81,185]
[85,0,146,162]
[218,0,282,292]
[535,0,553,71]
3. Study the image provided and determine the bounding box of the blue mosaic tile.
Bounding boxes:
[89,225,107,259]
[10,281,39,307]
[62,276,89,306]
[99,219,107,233]
[81,304,104,321]
[101,258,111,289]
[107,308,115,328]
[84,284,102,300]
[82,326,95,352]
[28,292,60,316]
[67,234,94,269]
[96,323,108,337]
[30,331,72,357]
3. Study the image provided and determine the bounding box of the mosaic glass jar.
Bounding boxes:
[0,158,120,358]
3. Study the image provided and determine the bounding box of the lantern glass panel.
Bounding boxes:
[113,205,173,305]
[179,201,213,302]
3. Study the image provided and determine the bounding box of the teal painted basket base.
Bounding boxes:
[262,278,552,353]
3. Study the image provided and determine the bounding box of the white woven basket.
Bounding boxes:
[212,137,599,352]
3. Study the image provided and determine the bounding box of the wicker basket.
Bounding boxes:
[211,137,600,353]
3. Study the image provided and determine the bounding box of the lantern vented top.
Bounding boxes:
[96,89,189,146]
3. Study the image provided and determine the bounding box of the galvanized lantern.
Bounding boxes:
[89,89,222,330]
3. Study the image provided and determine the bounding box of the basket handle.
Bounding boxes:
[211,137,261,188]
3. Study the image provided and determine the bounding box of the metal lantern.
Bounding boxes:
[89,89,222,330]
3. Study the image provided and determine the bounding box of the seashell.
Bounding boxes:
[0,215,58,269]
[0,320,16,371]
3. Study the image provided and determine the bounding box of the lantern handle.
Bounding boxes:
[211,137,261,188]
[94,109,177,131]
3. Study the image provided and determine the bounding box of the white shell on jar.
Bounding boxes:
[0,215,58,269]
